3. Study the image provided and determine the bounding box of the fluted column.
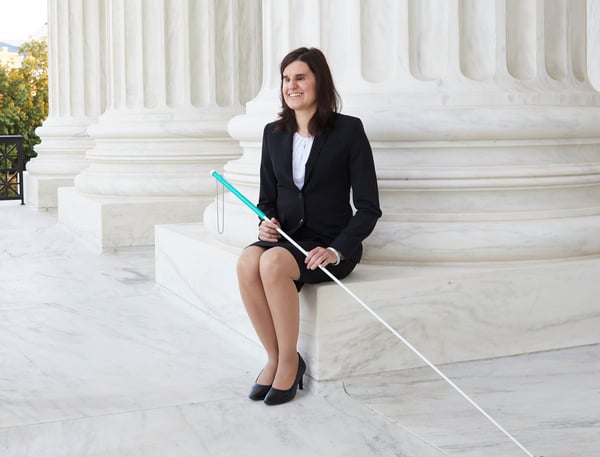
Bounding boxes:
[204,0,320,245]
[58,0,262,249]
[25,0,105,208]
[589,0,600,91]
[209,0,600,263]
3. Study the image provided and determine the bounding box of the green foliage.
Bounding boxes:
[0,39,48,163]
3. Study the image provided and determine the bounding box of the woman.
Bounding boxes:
[236,47,381,405]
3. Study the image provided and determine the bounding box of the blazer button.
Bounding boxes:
[299,218,304,224]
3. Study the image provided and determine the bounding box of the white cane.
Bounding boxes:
[211,170,536,457]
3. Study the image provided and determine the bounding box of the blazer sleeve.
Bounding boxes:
[257,124,279,221]
[329,119,382,259]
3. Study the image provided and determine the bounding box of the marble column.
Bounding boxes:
[58,0,262,249]
[589,0,600,91]
[204,0,321,245]
[25,0,104,209]
[208,0,600,263]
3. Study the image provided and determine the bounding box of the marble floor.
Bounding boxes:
[1,201,598,457]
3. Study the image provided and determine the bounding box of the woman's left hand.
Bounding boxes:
[305,247,338,270]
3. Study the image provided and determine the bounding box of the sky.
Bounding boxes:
[0,0,48,45]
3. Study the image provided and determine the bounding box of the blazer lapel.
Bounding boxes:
[303,130,329,185]
[275,131,295,187]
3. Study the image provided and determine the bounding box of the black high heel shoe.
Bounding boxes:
[249,382,271,401]
[249,370,272,401]
[263,354,306,406]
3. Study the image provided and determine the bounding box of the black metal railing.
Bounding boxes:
[0,135,25,204]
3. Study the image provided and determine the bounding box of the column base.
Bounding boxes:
[155,223,600,384]
[24,172,76,209]
[58,187,207,251]
[24,117,94,208]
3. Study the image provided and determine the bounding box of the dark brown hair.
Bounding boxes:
[275,47,341,136]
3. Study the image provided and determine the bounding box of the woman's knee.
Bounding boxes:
[237,247,263,282]
[259,248,299,282]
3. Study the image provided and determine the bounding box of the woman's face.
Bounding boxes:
[282,60,317,115]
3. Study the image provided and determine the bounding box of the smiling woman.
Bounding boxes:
[282,61,317,129]
[235,47,382,406]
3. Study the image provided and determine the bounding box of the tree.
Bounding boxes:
[0,38,48,163]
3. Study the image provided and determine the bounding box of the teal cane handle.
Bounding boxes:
[211,170,268,221]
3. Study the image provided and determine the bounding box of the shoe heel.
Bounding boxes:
[298,353,306,390]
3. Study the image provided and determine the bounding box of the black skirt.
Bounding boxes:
[248,238,358,291]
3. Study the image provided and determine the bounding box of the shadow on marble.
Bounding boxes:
[343,344,600,457]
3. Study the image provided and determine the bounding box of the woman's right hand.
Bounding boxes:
[258,218,281,242]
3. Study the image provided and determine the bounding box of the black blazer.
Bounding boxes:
[258,113,382,263]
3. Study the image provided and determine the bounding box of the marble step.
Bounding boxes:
[156,222,600,383]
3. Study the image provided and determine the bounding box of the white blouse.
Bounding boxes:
[292,132,314,189]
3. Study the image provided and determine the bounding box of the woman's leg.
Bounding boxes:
[237,246,279,385]
[258,247,302,390]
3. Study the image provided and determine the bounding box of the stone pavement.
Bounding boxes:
[1,201,598,457]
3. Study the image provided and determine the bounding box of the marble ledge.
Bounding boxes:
[57,188,207,251]
[155,222,600,384]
